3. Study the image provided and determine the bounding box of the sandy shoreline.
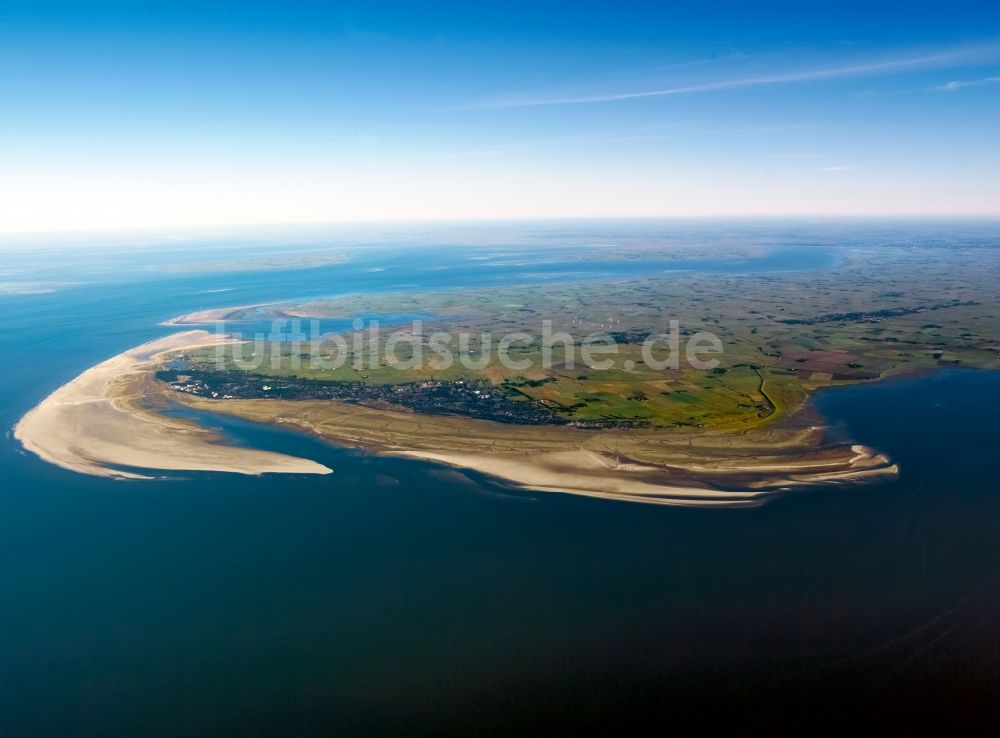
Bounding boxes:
[15,332,896,504]
[13,331,332,479]
[171,392,898,508]
[396,444,898,507]
[161,302,278,326]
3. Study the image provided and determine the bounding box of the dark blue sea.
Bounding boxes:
[2,222,999,734]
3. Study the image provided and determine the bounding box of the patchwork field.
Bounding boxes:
[177,243,1000,432]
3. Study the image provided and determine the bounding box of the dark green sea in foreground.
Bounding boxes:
[2,225,999,734]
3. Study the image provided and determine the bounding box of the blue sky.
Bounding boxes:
[1,1,999,230]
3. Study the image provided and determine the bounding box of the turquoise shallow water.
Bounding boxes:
[2,229,1000,734]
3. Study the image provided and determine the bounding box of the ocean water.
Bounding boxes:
[2,227,999,734]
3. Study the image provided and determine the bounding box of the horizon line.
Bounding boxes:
[3,213,1000,239]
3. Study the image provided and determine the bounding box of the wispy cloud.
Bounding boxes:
[819,165,861,173]
[466,43,1000,109]
[934,75,1000,91]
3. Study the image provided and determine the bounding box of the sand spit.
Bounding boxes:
[398,444,897,507]
[397,449,773,507]
[13,331,332,479]
[18,329,897,503]
[161,303,273,325]
[172,395,898,508]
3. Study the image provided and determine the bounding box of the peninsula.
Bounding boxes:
[13,331,332,479]
[21,238,1000,505]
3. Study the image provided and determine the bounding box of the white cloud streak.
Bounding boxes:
[934,75,1000,91]
[468,44,1000,109]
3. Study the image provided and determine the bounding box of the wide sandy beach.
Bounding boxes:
[170,392,898,507]
[16,331,895,504]
[14,331,332,479]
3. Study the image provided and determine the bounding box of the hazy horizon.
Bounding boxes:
[4,214,1000,246]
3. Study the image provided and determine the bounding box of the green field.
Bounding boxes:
[183,243,1000,430]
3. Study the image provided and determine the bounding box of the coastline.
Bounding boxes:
[14,332,897,503]
[395,445,897,507]
[168,388,898,508]
[161,302,283,326]
[13,331,333,479]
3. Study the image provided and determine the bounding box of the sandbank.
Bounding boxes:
[14,331,332,479]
